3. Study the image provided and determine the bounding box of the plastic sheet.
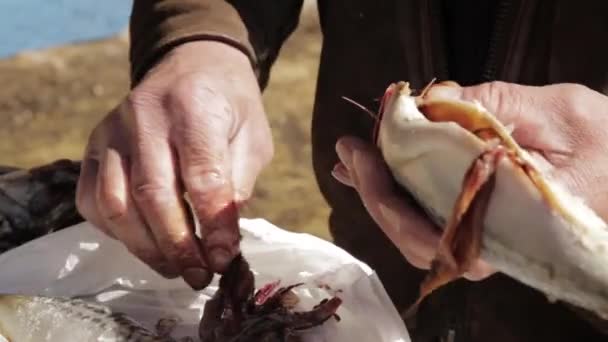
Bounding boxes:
[0,218,411,341]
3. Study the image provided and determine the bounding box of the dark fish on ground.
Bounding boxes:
[0,159,84,254]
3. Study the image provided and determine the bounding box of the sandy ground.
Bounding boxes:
[0,3,331,239]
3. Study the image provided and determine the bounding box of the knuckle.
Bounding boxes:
[124,91,168,139]
[485,80,509,91]
[183,166,224,185]
[170,75,209,99]
[467,81,529,125]
[562,83,592,99]
[561,83,594,114]
[167,77,207,112]
[169,81,233,125]
[98,189,128,222]
[482,80,508,99]
[203,228,238,249]
[161,239,200,265]
[487,81,518,114]
[172,131,226,170]
[180,145,225,173]
[126,89,160,112]
[181,169,229,206]
[131,182,174,206]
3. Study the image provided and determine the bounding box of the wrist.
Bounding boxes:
[142,40,257,85]
[172,40,253,69]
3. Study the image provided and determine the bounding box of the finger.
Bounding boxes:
[336,136,441,268]
[130,136,211,290]
[95,148,179,278]
[340,138,496,275]
[76,118,117,238]
[174,109,240,274]
[331,158,430,268]
[76,154,116,239]
[331,162,355,187]
[229,121,273,205]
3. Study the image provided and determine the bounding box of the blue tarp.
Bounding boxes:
[0,0,131,58]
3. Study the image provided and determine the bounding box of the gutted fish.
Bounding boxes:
[198,254,342,342]
[374,81,608,320]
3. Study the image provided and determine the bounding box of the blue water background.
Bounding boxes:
[0,0,132,58]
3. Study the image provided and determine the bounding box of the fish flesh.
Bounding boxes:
[374,81,608,320]
[198,254,342,342]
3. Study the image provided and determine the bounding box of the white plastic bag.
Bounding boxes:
[0,218,411,341]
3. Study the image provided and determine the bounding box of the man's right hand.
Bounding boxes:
[76,41,273,290]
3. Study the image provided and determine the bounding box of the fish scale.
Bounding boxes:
[0,294,178,342]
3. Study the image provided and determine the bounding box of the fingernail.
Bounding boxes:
[331,162,354,187]
[335,140,354,169]
[209,247,233,272]
[378,203,401,233]
[182,267,212,290]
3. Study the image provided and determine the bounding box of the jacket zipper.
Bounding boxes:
[423,0,512,85]
[483,0,540,83]
[424,0,538,84]
[481,0,512,81]
[418,3,515,342]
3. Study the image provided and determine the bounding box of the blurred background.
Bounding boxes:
[0,0,331,239]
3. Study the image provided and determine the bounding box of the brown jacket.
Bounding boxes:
[129,1,608,341]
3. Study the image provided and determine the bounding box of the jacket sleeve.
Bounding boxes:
[129,0,305,89]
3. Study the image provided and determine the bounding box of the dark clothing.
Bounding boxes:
[129,1,608,341]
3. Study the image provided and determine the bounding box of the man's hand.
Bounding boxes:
[333,81,608,281]
[76,41,273,290]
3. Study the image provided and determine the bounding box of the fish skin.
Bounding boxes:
[0,161,198,341]
[0,294,179,342]
[376,81,608,321]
